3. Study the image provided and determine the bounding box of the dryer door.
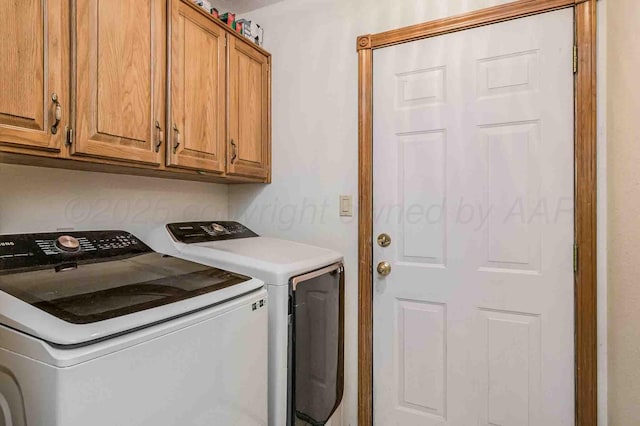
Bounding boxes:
[291,263,344,426]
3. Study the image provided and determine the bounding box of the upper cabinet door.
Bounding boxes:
[228,37,270,180]
[73,0,165,165]
[167,0,226,173]
[0,0,67,152]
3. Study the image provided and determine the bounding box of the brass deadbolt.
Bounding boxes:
[377,233,391,247]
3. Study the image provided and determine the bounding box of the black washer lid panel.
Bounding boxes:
[167,221,258,244]
[0,231,252,324]
[0,254,250,324]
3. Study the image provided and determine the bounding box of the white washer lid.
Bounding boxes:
[175,237,343,284]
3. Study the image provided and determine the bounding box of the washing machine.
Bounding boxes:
[0,229,268,426]
[142,221,344,426]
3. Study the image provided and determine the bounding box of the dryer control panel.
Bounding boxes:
[167,221,258,244]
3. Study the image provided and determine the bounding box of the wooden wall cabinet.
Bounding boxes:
[167,0,226,173]
[0,0,271,184]
[73,0,166,165]
[0,0,67,153]
[227,37,271,180]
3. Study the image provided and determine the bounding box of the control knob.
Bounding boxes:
[205,223,227,234]
[55,235,81,253]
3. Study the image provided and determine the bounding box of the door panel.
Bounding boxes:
[0,0,66,151]
[477,309,541,426]
[96,1,150,144]
[74,0,165,165]
[228,37,270,179]
[237,54,262,163]
[396,300,446,418]
[480,121,542,272]
[373,9,574,426]
[167,0,225,173]
[398,132,446,265]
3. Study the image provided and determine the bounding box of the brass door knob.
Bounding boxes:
[377,261,392,276]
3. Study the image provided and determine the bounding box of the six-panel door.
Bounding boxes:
[227,37,270,180]
[73,0,166,165]
[0,0,67,152]
[373,9,575,426]
[167,0,226,173]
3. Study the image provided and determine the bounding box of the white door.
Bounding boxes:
[373,9,575,426]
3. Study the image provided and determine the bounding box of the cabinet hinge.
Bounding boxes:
[573,243,579,273]
[65,127,74,147]
[573,45,578,74]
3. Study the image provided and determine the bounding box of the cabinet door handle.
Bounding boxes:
[154,121,163,153]
[230,139,237,164]
[51,93,62,135]
[173,124,180,154]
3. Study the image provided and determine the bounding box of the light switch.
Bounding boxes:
[339,195,353,217]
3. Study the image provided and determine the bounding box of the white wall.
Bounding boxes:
[0,164,229,235]
[606,0,640,424]
[230,0,609,425]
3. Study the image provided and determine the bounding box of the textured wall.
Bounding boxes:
[0,164,229,235]
[607,0,640,424]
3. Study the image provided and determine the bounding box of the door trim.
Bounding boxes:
[356,1,598,425]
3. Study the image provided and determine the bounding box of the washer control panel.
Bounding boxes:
[0,231,150,272]
[167,221,258,244]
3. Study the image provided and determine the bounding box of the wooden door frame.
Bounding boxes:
[357,0,598,425]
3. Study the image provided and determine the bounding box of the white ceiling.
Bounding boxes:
[211,0,287,14]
